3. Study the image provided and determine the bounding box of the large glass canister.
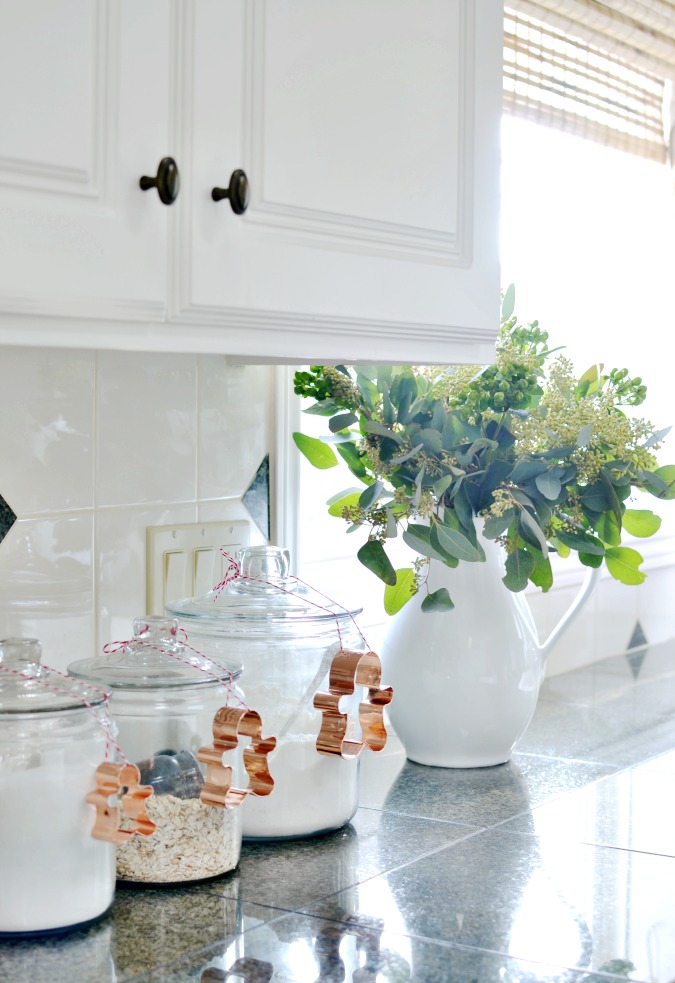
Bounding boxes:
[0,637,116,936]
[67,617,251,885]
[166,546,393,840]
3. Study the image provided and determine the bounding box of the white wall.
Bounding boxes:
[0,347,275,672]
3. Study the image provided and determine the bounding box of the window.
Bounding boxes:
[290,6,675,653]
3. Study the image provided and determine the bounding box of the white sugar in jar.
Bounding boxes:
[166,546,389,840]
[241,729,360,838]
[0,638,116,936]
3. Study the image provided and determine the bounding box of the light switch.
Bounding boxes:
[164,550,188,609]
[193,547,217,596]
[146,521,251,616]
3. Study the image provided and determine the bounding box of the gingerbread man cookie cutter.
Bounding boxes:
[86,761,156,844]
[313,649,393,759]
[197,706,276,809]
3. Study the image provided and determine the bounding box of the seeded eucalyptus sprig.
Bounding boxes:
[292,287,675,615]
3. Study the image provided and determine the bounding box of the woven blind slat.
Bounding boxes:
[504,7,669,164]
[507,0,675,78]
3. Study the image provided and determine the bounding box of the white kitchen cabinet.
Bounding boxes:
[0,0,172,325]
[0,0,502,365]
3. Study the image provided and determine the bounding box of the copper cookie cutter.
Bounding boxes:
[313,649,393,759]
[86,761,156,844]
[198,707,276,809]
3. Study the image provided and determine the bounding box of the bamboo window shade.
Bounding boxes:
[503,2,675,162]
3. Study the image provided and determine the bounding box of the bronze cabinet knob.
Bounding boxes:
[139,157,180,205]
[211,169,249,214]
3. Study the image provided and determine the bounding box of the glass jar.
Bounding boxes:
[68,616,248,885]
[166,545,391,841]
[0,637,116,936]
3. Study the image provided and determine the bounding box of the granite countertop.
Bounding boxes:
[2,639,675,982]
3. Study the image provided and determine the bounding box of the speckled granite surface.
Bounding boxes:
[2,640,675,982]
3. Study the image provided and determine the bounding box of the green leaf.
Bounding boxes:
[412,465,425,507]
[389,443,424,466]
[429,525,460,567]
[363,420,402,443]
[502,548,535,591]
[417,429,443,455]
[438,509,460,531]
[292,432,338,469]
[434,523,482,562]
[357,540,397,586]
[595,510,621,547]
[518,508,549,557]
[319,433,355,444]
[326,487,363,506]
[358,480,384,510]
[555,528,605,556]
[381,382,395,426]
[336,442,370,481]
[329,412,358,433]
[576,423,593,448]
[303,400,342,416]
[579,552,603,568]
[535,471,562,501]
[403,525,449,564]
[580,482,612,513]
[355,372,380,411]
[327,492,362,517]
[384,568,416,615]
[598,470,624,528]
[421,588,455,613]
[431,400,446,432]
[433,473,460,499]
[377,366,393,391]
[622,509,662,538]
[526,545,553,591]
[383,505,398,538]
[653,465,675,499]
[642,426,671,449]
[482,508,516,539]
[510,460,547,482]
[389,371,418,415]
[501,283,516,320]
[605,547,646,585]
[574,363,603,399]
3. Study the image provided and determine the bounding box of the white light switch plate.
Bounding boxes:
[146,520,250,615]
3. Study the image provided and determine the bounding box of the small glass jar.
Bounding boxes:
[0,637,116,936]
[167,545,388,841]
[68,616,247,885]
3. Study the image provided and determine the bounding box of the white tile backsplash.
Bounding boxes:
[197,357,272,501]
[0,513,95,672]
[0,347,95,514]
[0,347,275,667]
[96,351,199,507]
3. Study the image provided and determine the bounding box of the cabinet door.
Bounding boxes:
[175,0,502,364]
[0,0,172,329]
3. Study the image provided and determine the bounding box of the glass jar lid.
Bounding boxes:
[165,546,362,636]
[67,616,242,689]
[0,637,107,714]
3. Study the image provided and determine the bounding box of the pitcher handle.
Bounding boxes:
[540,566,601,662]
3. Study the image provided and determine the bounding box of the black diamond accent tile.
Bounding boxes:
[242,454,270,540]
[626,619,649,678]
[0,493,17,546]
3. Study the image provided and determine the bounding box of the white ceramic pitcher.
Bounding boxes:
[380,530,600,768]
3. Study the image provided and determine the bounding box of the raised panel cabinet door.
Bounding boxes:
[175,0,502,364]
[0,0,172,331]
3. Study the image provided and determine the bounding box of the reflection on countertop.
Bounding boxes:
[2,639,675,982]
